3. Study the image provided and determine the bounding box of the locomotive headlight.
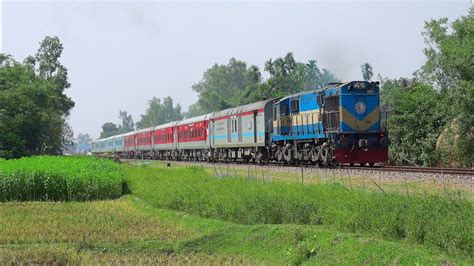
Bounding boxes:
[358,139,368,148]
[354,101,366,114]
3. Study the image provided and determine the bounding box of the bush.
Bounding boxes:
[0,156,123,201]
[126,165,474,256]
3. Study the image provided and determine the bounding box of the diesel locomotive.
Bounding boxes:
[92,81,389,166]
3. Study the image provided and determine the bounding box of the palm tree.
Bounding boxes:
[248,65,261,83]
[361,63,373,81]
[264,59,275,76]
[274,58,286,76]
[305,60,321,90]
[284,52,296,75]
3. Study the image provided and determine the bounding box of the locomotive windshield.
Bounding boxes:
[348,81,379,90]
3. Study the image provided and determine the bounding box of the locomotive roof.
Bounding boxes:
[276,81,379,103]
[211,99,274,119]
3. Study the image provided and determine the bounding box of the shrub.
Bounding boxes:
[125,165,474,256]
[0,156,123,201]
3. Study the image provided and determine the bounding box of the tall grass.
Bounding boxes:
[125,165,474,257]
[0,156,123,201]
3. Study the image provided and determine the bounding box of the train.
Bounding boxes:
[92,81,389,166]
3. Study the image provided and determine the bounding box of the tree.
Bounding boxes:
[76,133,92,146]
[100,122,119,139]
[118,110,134,133]
[361,63,373,81]
[263,53,338,97]
[192,58,263,113]
[419,7,474,167]
[0,36,74,158]
[380,79,448,166]
[184,102,204,118]
[136,96,183,129]
[62,122,75,154]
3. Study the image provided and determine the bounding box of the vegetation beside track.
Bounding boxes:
[1,196,472,265]
[124,164,473,257]
[0,156,123,201]
[1,158,473,264]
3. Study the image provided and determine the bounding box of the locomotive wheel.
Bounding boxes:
[283,149,293,163]
[310,149,319,163]
[276,148,284,162]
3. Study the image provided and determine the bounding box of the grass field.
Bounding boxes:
[0,156,123,201]
[1,157,473,265]
[148,160,474,199]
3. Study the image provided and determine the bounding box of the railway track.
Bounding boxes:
[374,166,474,176]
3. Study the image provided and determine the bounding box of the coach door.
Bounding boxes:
[253,111,258,143]
[238,116,242,142]
[227,119,232,143]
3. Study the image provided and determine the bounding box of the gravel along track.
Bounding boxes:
[136,160,473,193]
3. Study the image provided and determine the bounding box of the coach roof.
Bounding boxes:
[211,99,274,119]
[176,113,212,126]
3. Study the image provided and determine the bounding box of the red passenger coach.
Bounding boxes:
[135,128,153,157]
[151,122,177,160]
[175,114,212,161]
[153,127,174,145]
[177,121,207,143]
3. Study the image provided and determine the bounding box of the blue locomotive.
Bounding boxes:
[270,81,389,166]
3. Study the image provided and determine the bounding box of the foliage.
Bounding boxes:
[125,165,474,257]
[76,133,92,146]
[136,96,183,129]
[118,110,134,133]
[0,37,74,158]
[191,58,262,114]
[190,53,338,115]
[361,62,373,81]
[183,102,204,118]
[381,8,473,167]
[100,122,119,139]
[99,110,135,138]
[381,79,450,166]
[263,53,337,98]
[0,156,123,201]
[0,164,471,265]
[418,7,474,167]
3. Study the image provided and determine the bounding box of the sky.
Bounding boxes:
[2,1,472,139]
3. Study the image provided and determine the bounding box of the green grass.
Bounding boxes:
[1,196,471,265]
[0,156,123,201]
[1,158,473,264]
[124,164,474,257]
